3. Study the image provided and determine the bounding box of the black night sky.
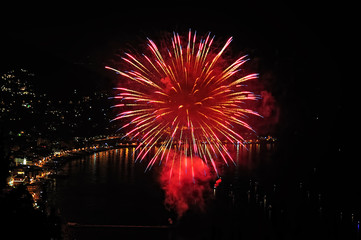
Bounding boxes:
[1,2,351,156]
[0,2,357,239]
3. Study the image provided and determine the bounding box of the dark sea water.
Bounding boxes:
[50,143,361,240]
[51,148,168,225]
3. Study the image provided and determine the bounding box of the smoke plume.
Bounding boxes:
[159,151,215,218]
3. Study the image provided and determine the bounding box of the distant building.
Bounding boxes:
[14,156,27,166]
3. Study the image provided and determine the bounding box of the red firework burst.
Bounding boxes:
[106,30,261,179]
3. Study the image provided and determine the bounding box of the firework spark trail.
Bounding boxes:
[106,30,261,181]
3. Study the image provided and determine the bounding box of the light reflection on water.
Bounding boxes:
[51,143,277,225]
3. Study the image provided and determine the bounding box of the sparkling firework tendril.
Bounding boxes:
[106,30,261,179]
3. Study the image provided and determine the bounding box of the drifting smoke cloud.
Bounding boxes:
[159,151,215,218]
[255,90,280,135]
[160,76,173,93]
